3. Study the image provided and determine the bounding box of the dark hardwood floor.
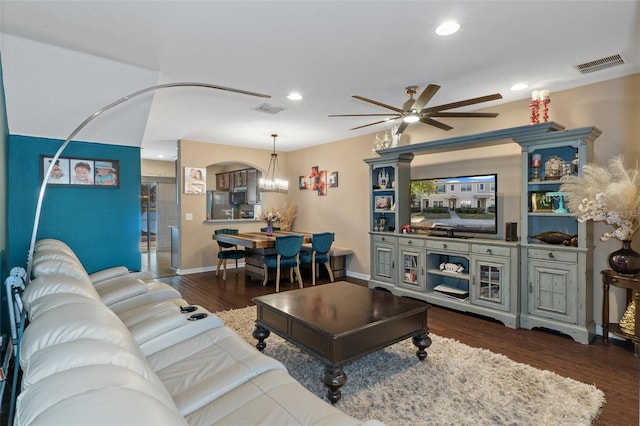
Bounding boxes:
[150,257,639,426]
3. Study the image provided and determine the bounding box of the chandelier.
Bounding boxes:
[259,133,288,193]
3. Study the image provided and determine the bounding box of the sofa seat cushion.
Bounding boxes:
[185,369,366,426]
[15,365,186,426]
[148,326,286,416]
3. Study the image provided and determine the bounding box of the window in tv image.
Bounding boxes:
[410,174,497,235]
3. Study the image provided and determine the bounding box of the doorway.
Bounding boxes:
[141,178,177,277]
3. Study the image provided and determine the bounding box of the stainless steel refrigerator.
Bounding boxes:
[207,190,233,219]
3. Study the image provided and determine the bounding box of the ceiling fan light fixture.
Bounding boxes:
[435,20,460,36]
[403,112,420,123]
[259,134,289,193]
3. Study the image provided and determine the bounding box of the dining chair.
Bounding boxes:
[214,228,245,280]
[299,232,335,286]
[262,234,304,292]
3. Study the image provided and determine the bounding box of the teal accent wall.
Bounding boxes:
[8,135,142,274]
[0,51,10,337]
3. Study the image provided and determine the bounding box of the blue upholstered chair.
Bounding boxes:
[214,228,245,280]
[262,234,304,292]
[300,232,335,286]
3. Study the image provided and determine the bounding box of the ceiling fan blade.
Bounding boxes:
[350,117,401,130]
[352,95,405,113]
[428,112,499,118]
[421,93,503,113]
[420,117,453,131]
[396,121,410,134]
[329,113,402,117]
[411,84,441,111]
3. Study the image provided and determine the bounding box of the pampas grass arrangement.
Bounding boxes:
[560,155,640,241]
[277,202,297,231]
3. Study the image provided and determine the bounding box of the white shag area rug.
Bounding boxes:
[216,306,605,426]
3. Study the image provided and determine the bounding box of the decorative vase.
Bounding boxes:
[266,223,273,236]
[608,240,640,275]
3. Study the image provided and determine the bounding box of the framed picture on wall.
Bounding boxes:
[329,171,339,188]
[41,156,119,187]
[184,167,206,194]
[94,160,119,187]
[42,156,70,185]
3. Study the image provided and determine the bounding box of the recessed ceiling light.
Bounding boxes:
[435,20,460,36]
[157,154,164,158]
[287,92,303,101]
[510,83,529,91]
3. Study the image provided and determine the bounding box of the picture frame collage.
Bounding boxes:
[42,156,120,187]
[299,165,338,196]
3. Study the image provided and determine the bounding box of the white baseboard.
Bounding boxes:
[346,270,370,281]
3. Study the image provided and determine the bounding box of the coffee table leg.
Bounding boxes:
[322,365,347,404]
[252,323,270,351]
[412,332,432,361]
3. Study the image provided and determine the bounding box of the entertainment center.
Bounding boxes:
[366,122,602,343]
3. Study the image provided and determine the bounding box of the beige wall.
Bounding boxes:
[176,73,639,324]
[141,158,176,178]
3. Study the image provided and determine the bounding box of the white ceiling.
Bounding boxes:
[1,1,639,160]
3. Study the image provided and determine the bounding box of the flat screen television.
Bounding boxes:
[410,173,497,237]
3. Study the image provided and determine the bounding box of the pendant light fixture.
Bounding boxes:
[259,133,289,193]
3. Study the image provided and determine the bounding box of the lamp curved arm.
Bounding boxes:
[26,82,270,281]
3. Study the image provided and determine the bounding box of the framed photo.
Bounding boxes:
[531,192,553,212]
[184,167,206,194]
[69,159,95,185]
[317,170,328,196]
[298,175,309,190]
[42,156,119,187]
[42,157,70,185]
[329,171,339,188]
[375,195,393,211]
[94,160,119,187]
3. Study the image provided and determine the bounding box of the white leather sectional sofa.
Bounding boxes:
[13,239,383,426]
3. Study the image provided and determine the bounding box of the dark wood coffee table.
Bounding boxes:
[252,281,431,403]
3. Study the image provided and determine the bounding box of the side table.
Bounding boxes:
[601,269,640,357]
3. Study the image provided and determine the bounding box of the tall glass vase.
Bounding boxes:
[608,240,640,275]
[266,223,273,236]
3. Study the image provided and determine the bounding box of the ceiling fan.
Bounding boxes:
[329,84,503,134]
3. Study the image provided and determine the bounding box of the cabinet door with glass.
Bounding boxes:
[470,254,510,312]
[398,239,426,292]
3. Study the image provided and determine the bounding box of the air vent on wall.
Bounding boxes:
[574,54,625,74]
[252,103,287,115]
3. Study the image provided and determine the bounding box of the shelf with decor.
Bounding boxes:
[514,126,602,343]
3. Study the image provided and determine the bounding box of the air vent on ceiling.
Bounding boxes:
[252,103,287,115]
[574,54,625,74]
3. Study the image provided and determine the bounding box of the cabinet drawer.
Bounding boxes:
[397,236,426,248]
[528,247,577,263]
[472,244,511,257]
[427,239,469,253]
[372,234,396,244]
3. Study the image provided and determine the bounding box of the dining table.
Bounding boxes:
[213,231,312,283]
